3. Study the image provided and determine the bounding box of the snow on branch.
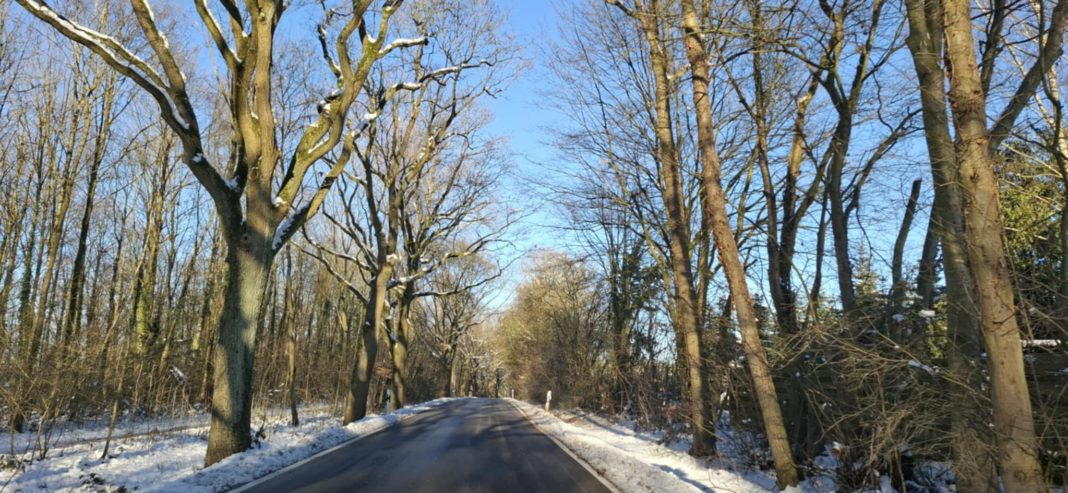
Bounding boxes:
[388,82,424,93]
[16,0,191,131]
[378,36,428,57]
[382,60,493,96]
[272,130,361,251]
[387,262,434,290]
[273,205,305,251]
[421,60,492,84]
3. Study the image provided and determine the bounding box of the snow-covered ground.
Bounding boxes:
[506,400,970,493]
[2,398,457,492]
[508,398,783,492]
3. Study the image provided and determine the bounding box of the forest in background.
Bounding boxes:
[1,0,515,468]
[1,0,1067,491]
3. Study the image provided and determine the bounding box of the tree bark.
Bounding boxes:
[827,118,857,312]
[449,344,462,398]
[902,2,996,488]
[890,179,922,304]
[914,217,939,308]
[204,236,273,466]
[287,332,299,427]
[132,149,169,355]
[941,0,1047,489]
[390,286,414,410]
[678,0,798,485]
[345,264,390,424]
[612,0,716,456]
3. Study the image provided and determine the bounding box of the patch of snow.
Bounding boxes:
[918,309,936,318]
[224,176,240,192]
[272,206,306,250]
[168,366,187,382]
[908,360,938,375]
[1023,339,1062,348]
[508,399,778,492]
[394,82,423,91]
[6,399,457,492]
[891,313,906,323]
[378,36,428,56]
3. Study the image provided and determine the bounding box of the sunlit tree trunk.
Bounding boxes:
[678,0,798,485]
[606,0,716,456]
[940,0,1050,489]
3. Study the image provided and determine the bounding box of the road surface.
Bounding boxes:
[236,399,614,493]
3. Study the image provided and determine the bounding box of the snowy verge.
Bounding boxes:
[507,399,778,493]
[4,398,458,492]
[4,403,336,455]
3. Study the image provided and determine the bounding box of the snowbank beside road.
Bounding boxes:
[508,398,779,492]
[4,398,456,492]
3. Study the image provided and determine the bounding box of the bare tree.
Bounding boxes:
[302,0,511,421]
[605,0,717,456]
[676,0,799,485]
[905,0,1068,490]
[16,0,416,465]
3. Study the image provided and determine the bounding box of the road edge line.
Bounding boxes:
[227,403,445,492]
[506,400,624,493]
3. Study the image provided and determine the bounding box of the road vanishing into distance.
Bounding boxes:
[235,399,615,493]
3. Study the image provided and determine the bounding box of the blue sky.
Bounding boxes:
[475,0,931,311]
[484,1,561,171]
[480,1,574,308]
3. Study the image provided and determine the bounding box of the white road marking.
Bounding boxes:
[507,400,623,493]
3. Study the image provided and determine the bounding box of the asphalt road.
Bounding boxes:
[236,398,614,493]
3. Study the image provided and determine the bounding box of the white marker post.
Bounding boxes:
[545,390,552,412]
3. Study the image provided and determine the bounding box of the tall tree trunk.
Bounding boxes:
[12,171,45,433]
[345,265,390,424]
[204,236,273,466]
[448,344,462,398]
[620,0,716,455]
[942,0,1046,489]
[809,197,829,314]
[61,148,103,351]
[826,115,858,313]
[30,104,84,370]
[914,217,939,307]
[678,0,798,485]
[286,331,299,427]
[62,77,116,354]
[890,179,922,304]
[193,237,222,353]
[0,206,25,336]
[902,3,995,488]
[390,286,414,411]
[132,153,169,355]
